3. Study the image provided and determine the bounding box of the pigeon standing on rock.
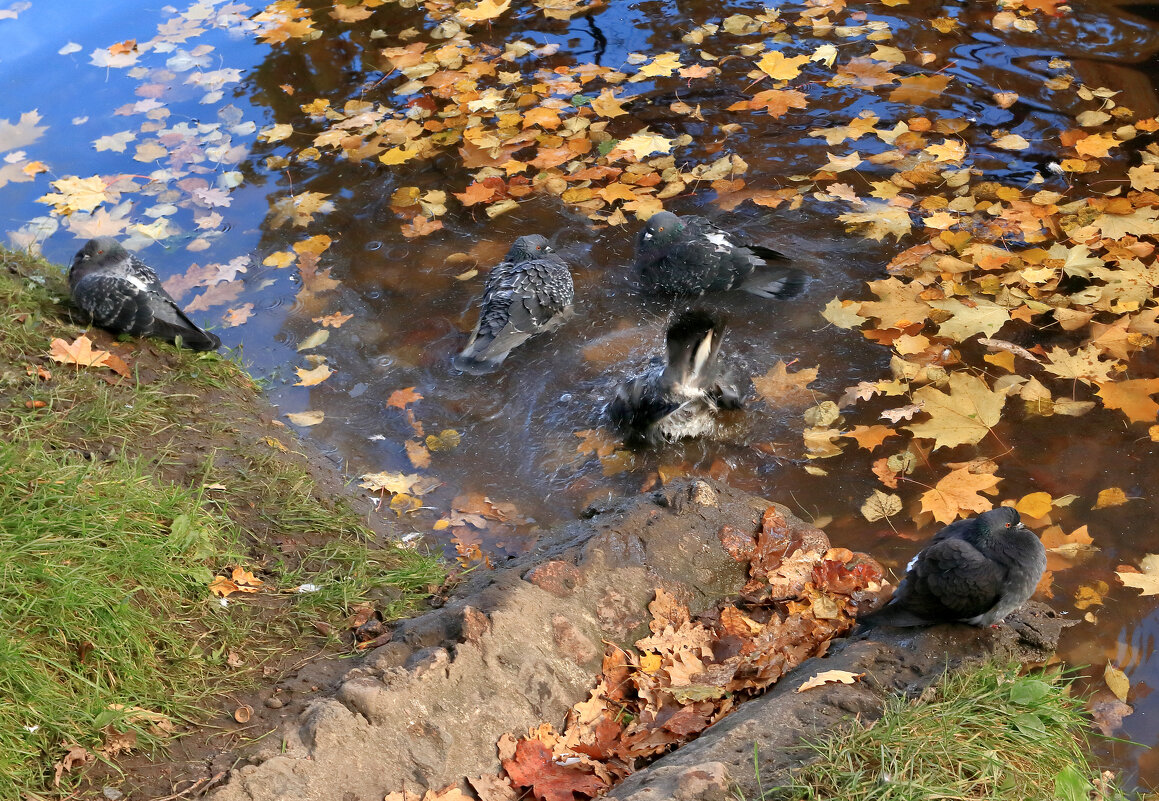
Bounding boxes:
[453,234,575,375]
[607,308,744,443]
[634,211,806,300]
[861,506,1046,628]
[68,237,221,351]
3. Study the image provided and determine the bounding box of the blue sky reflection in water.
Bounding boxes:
[4,0,1159,788]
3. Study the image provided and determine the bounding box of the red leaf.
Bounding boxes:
[502,739,607,801]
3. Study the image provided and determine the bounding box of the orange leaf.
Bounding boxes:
[751,361,820,406]
[387,387,423,409]
[888,74,952,104]
[1096,379,1159,423]
[841,425,897,451]
[522,107,562,130]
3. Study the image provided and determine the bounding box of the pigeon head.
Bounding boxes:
[507,234,553,261]
[71,237,126,272]
[977,506,1027,538]
[639,211,684,247]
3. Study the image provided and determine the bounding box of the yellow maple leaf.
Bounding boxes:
[590,88,628,118]
[919,466,1002,524]
[294,364,332,386]
[906,372,1005,450]
[638,52,682,78]
[38,175,109,215]
[838,202,912,241]
[613,132,673,160]
[755,51,809,81]
[458,0,511,23]
[49,335,111,368]
[752,361,820,406]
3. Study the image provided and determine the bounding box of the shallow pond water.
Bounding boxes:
[4,0,1159,789]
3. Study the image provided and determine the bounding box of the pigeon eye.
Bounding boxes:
[1005,522,1011,528]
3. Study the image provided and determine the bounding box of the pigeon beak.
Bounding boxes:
[642,231,653,241]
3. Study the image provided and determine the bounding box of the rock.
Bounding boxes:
[207,480,1062,801]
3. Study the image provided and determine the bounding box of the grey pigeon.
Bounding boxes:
[607,308,744,443]
[453,234,574,375]
[861,506,1046,628]
[635,211,805,299]
[68,237,221,351]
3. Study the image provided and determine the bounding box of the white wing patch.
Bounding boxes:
[124,274,149,292]
[705,231,732,253]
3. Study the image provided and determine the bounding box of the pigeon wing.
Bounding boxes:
[73,273,156,336]
[913,538,1004,618]
[454,257,573,373]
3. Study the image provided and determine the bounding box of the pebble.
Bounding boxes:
[264,696,284,709]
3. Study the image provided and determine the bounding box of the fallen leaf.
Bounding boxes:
[286,410,325,427]
[1094,487,1129,509]
[294,364,332,386]
[49,335,111,368]
[860,490,901,522]
[906,372,1005,450]
[752,361,820,406]
[920,466,1001,524]
[387,387,423,409]
[797,670,864,692]
[1104,663,1130,703]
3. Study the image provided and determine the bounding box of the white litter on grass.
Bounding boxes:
[296,583,320,593]
[218,598,229,607]
[23,725,39,733]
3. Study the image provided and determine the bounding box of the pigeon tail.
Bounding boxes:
[660,308,725,391]
[739,265,807,300]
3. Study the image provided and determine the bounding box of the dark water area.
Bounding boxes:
[4,0,1159,788]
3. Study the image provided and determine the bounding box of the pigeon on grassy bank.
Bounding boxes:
[453,234,575,375]
[634,211,806,300]
[68,237,221,351]
[861,506,1046,628]
[607,308,744,443]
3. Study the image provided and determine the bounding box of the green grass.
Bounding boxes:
[759,661,1120,801]
[0,248,444,797]
[0,441,245,795]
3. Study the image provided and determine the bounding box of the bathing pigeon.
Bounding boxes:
[68,237,221,351]
[861,506,1046,628]
[607,308,744,443]
[634,211,805,299]
[453,234,575,375]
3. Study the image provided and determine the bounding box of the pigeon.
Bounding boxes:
[68,237,221,351]
[607,308,744,443]
[453,234,575,375]
[861,506,1046,628]
[634,211,806,299]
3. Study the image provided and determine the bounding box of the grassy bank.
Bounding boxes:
[761,661,1119,801]
[0,248,443,798]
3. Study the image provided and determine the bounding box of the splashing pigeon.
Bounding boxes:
[861,506,1046,627]
[453,234,575,375]
[634,211,805,299]
[607,308,744,443]
[68,237,221,351]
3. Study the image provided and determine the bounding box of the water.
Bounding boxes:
[3,0,1159,788]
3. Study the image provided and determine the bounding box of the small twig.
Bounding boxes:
[150,770,226,801]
